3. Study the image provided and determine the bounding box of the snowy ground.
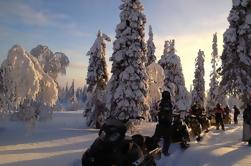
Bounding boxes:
[0,111,250,166]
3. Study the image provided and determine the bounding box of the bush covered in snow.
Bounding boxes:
[84,31,111,128]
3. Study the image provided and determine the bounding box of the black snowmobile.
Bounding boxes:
[152,113,190,152]
[81,117,161,166]
[199,114,210,132]
[170,114,190,148]
[185,115,202,141]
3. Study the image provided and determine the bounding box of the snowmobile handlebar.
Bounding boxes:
[127,116,145,121]
[100,116,145,136]
[117,116,145,123]
[132,147,162,166]
[107,110,145,123]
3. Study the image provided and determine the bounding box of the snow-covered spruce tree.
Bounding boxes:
[158,40,190,111]
[58,86,66,104]
[69,80,75,104]
[0,69,6,119]
[85,31,111,128]
[82,85,88,102]
[61,80,78,111]
[30,45,69,80]
[64,83,69,103]
[106,0,149,120]
[146,25,156,66]
[192,49,205,106]
[75,87,86,108]
[86,31,110,92]
[207,33,221,110]
[220,0,251,105]
[76,88,82,103]
[0,45,58,121]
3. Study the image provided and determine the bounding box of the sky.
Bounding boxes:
[0,0,232,90]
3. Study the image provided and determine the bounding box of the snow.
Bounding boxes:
[233,0,241,7]
[221,0,251,104]
[1,45,58,108]
[147,62,165,105]
[108,0,149,119]
[207,33,225,109]
[1,0,251,165]
[0,111,250,166]
[192,49,205,106]
[158,40,190,110]
[246,14,251,24]
[146,25,156,66]
[30,45,69,80]
[0,111,92,166]
[85,31,110,127]
[1,45,41,106]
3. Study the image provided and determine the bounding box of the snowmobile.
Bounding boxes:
[153,113,190,151]
[208,114,216,126]
[170,114,190,148]
[198,114,210,132]
[185,115,202,141]
[223,113,231,124]
[81,117,161,166]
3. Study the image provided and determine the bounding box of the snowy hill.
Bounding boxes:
[0,111,250,166]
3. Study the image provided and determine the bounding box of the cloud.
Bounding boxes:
[0,27,9,37]
[0,2,52,26]
[63,23,92,37]
[146,0,231,36]
[0,1,91,37]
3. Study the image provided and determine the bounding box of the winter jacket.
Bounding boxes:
[243,106,251,125]
[214,107,224,121]
[224,107,231,115]
[158,100,173,126]
[190,105,203,117]
[234,107,240,116]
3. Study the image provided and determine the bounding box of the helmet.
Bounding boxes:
[99,119,127,143]
[162,91,171,100]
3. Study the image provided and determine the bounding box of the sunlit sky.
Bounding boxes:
[0,0,232,90]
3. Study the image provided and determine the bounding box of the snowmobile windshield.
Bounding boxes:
[99,125,123,143]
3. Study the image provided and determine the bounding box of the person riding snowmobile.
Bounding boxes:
[82,118,142,166]
[82,118,161,166]
[171,113,190,149]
